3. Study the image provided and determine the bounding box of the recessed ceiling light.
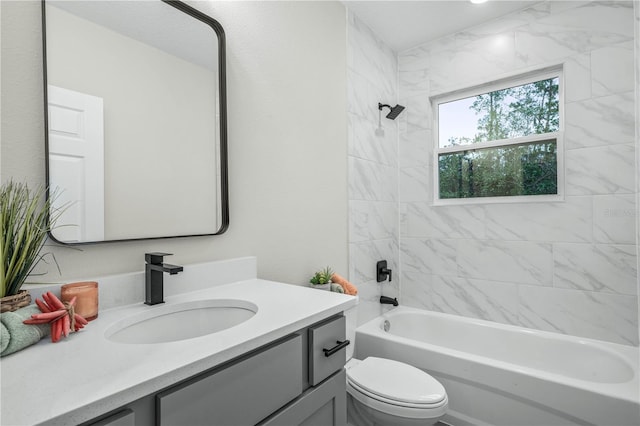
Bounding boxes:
[470,0,488,4]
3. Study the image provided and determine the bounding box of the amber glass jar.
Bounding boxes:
[61,281,99,321]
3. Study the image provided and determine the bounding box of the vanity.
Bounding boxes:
[1,257,357,425]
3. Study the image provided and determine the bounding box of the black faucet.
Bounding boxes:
[145,252,183,305]
[380,296,398,306]
[376,260,392,282]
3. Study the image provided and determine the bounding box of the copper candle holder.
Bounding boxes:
[61,281,98,321]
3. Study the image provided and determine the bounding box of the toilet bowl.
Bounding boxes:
[345,357,448,426]
[344,304,448,426]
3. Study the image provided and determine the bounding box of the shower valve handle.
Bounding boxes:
[377,260,392,282]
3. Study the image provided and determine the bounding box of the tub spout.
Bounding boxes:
[380,296,398,306]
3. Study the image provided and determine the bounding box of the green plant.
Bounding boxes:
[309,266,333,285]
[0,181,62,298]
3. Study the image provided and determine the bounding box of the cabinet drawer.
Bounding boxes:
[157,334,303,426]
[308,315,347,386]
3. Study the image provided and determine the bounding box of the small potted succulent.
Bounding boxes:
[0,181,62,312]
[309,266,333,291]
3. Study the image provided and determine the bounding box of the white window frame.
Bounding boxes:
[432,67,564,206]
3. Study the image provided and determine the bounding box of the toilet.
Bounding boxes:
[345,305,448,426]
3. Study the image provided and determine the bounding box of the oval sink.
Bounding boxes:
[105,299,258,344]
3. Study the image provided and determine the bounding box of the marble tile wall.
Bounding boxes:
[635,2,640,346]
[347,12,399,325]
[398,1,639,345]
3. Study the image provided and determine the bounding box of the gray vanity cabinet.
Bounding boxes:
[85,314,347,426]
[260,370,346,426]
[261,314,348,426]
[157,334,303,425]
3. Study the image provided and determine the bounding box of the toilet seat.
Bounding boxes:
[347,357,446,406]
[347,379,447,409]
[346,357,448,419]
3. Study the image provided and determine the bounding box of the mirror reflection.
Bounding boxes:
[43,0,228,244]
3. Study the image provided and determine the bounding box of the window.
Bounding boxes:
[434,69,562,203]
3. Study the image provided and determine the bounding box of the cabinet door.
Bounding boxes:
[87,409,134,426]
[157,334,302,426]
[260,369,346,426]
[309,315,347,386]
[83,395,154,426]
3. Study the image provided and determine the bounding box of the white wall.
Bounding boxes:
[398,1,638,345]
[347,12,399,325]
[0,1,2,175]
[0,1,348,286]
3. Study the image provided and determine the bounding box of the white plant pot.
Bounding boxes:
[310,282,331,291]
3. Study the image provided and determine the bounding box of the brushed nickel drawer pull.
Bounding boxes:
[322,339,350,357]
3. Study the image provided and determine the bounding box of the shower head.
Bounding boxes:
[378,103,405,120]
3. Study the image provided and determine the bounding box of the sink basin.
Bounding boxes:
[105,299,258,344]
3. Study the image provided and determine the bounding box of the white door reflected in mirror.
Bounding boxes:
[48,85,105,242]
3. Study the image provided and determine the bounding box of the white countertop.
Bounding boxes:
[1,276,357,425]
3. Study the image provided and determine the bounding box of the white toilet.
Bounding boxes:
[345,305,448,426]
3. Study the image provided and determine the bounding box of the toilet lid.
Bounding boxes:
[347,357,446,405]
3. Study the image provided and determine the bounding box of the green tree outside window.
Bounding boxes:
[437,76,560,200]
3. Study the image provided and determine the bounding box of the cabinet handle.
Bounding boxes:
[322,339,350,357]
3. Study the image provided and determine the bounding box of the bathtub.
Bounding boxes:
[354,306,639,426]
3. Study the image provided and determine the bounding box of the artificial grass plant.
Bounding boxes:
[0,181,62,298]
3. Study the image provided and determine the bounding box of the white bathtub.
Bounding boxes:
[354,306,639,426]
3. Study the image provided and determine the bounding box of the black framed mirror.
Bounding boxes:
[42,0,228,244]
